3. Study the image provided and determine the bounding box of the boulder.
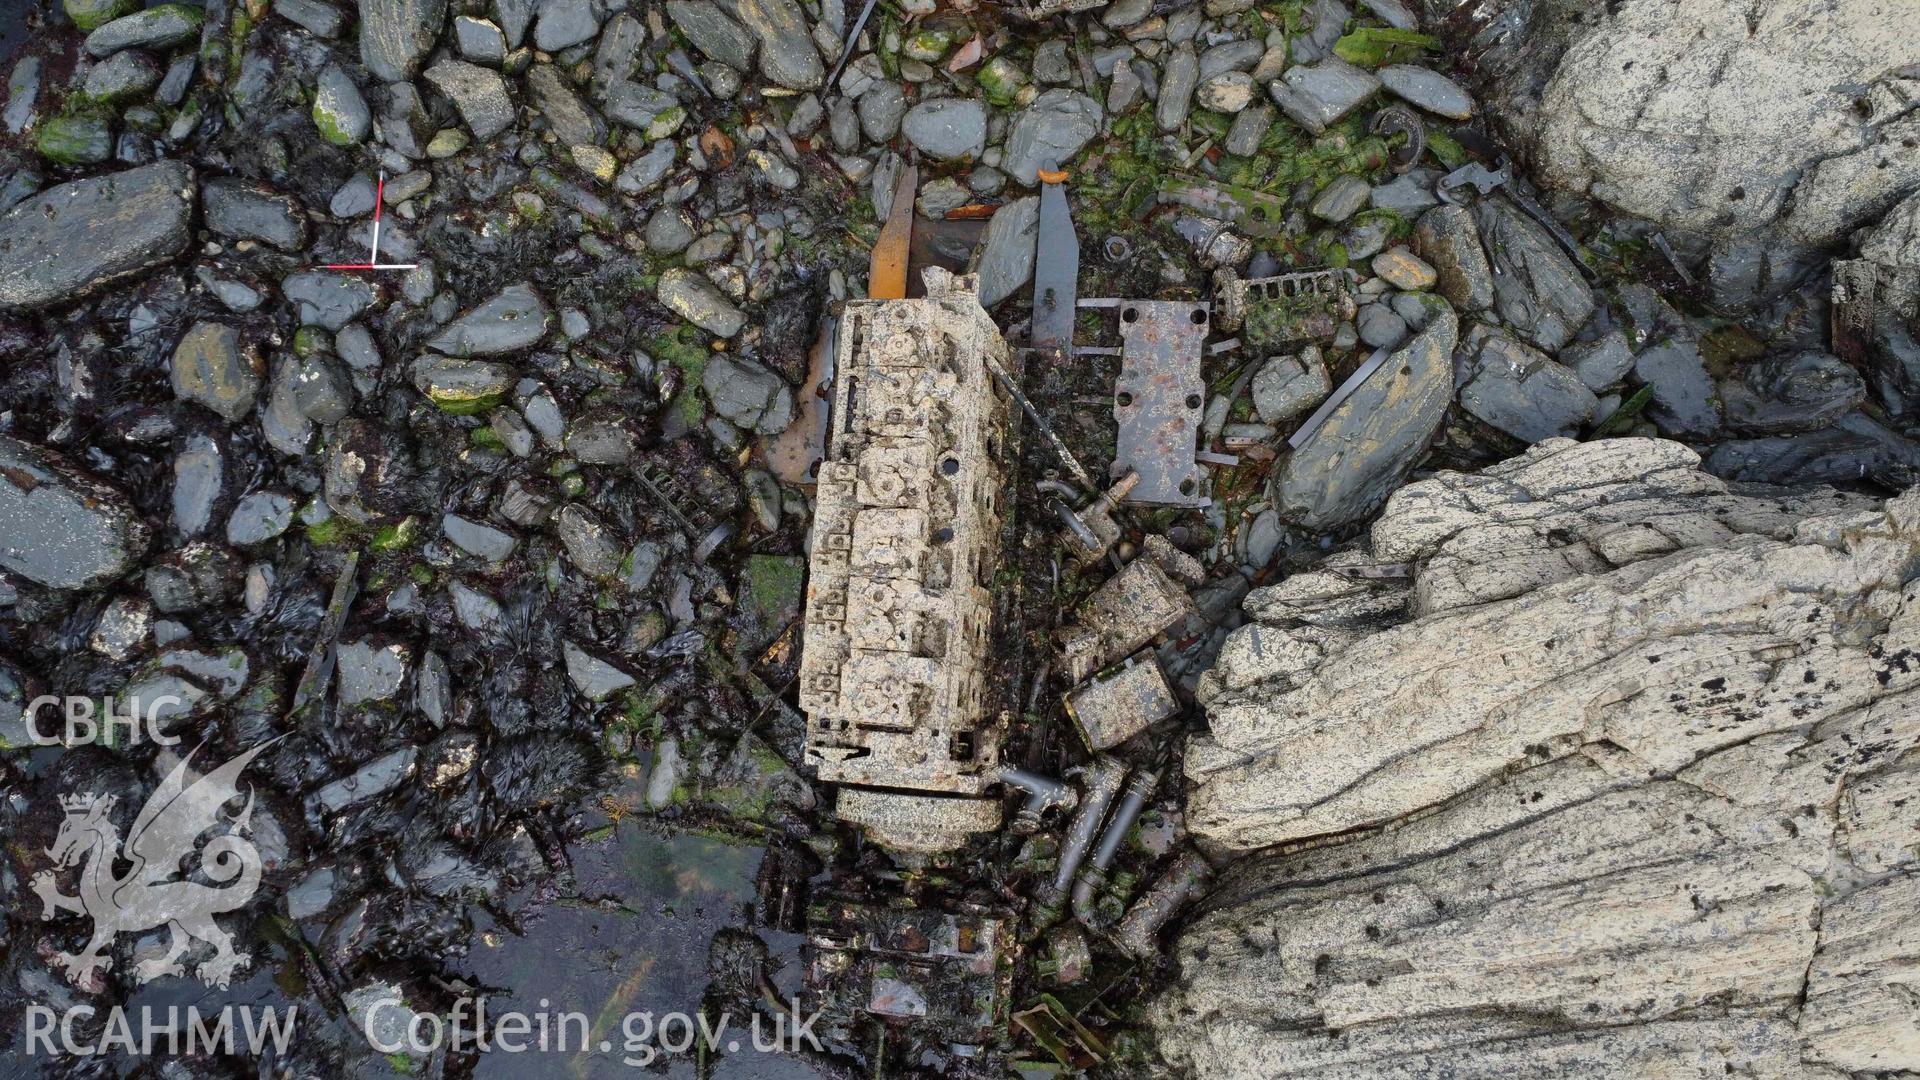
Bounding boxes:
[0,161,193,310]
[0,436,150,589]
[1435,0,1920,306]
[1156,436,1920,1077]
[358,0,447,82]
[1272,309,1457,531]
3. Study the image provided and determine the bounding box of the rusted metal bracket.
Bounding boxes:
[1078,297,1228,507]
[1157,179,1289,238]
[1215,266,1359,346]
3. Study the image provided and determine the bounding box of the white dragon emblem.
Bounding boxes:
[32,739,279,990]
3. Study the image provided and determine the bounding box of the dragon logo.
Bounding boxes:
[31,739,279,990]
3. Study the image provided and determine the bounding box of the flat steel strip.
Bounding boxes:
[1287,345,1392,451]
[1031,173,1078,355]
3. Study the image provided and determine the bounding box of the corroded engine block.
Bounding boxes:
[799,269,1015,853]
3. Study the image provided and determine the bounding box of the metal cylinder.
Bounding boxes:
[1071,767,1159,926]
[1033,758,1128,930]
[1114,848,1212,960]
[997,766,1077,831]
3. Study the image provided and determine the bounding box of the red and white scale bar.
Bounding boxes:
[322,171,419,271]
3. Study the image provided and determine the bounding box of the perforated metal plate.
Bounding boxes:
[1111,300,1211,507]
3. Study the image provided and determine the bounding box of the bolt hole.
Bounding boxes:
[934,526,954,542]
[1185,394,1202,410]
[1189,308,1207,325]
[941,457,959,475]
[1117,391,1134,407]
[1179,478,1196,495]
[1121,307,1139,323]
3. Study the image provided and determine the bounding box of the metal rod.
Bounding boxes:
[1033,758,1127,930]
[824,0,881,89]
[1071,766,1158,928]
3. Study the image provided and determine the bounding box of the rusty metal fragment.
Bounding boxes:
[869,164,919,301]
[1114,848,1212,960]
[798,269,1015,853]
[1012,994,1108,1068]
[1215,267,1359,346]
[1096,298,1213,506]
[1158,180,1289,239]
[1063,651,1177,750]
[1370,103,1425,174]
[808,900,1015,1050]
[1054,471,1137,567]
[1058,536,1202,683]
[764,315,836,486]
[1040,925,1091,986]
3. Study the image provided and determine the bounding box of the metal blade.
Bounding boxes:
[1031,170,1078,356]
[825,0,882,90]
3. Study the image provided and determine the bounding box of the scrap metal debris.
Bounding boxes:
[1114,848,1213,960]
[764,314,837,485]
[1158,179,1290,239]
[1287,343,1394,451]
[1070,762,1159,928]
[1064,652,1178,751]
[1031,164,1079,362]
[1215,267,1359,347]
[868,164,919,302]
[807,900,1015,1052]
[1035,757,1127,928]
[798,269,1016,853]
[1053,471,1139,568]
[1082,298,1221,507]
[1370,103,1426,174]
[1058,535,1204,682]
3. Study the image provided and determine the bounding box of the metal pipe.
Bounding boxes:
[1071,766,1159,927]
[997,766,1078,831]
[1114,848,1213,960]
[1032,758,1126,929]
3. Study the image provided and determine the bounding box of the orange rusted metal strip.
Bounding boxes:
[944,203,1001,220]
[868,164,918,300]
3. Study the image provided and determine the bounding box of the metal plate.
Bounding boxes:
[1111,300,1211,506]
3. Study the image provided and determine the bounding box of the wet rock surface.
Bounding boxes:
[0,161,193,308]
[0,0,1917,1073]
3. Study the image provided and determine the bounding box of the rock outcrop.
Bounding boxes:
[1156,437,1920,1077]
[1428,0,1920,306]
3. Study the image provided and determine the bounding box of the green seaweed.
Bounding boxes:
[1333,26,1441,67]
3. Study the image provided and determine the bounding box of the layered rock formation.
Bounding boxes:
[1427,0,1920,306]
[1154,438,1920,1077]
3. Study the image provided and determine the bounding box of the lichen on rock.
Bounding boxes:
[1155,436,1920,1077]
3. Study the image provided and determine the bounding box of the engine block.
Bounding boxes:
[799,269,1016,853]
